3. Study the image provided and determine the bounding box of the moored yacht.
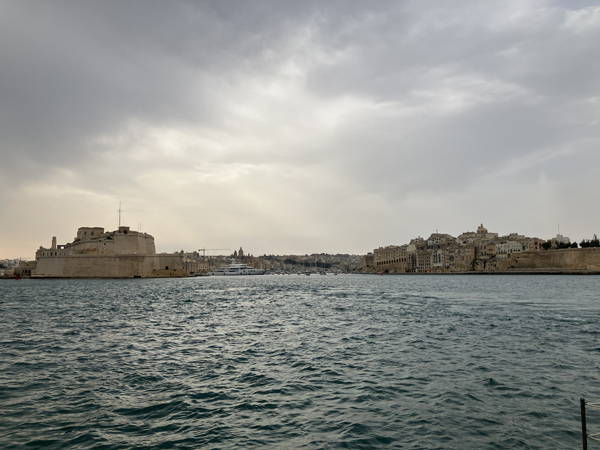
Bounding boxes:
[209,263,266,276]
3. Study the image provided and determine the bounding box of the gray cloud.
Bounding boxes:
[1,0,599,257]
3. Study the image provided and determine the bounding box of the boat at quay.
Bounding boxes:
[209,263,266,276]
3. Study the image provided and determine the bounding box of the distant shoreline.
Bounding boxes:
[4,270,600,280]
[367,270,600,276]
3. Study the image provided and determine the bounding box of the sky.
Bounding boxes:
[1,0,599,258]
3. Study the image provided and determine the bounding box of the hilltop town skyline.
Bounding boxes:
[2,216,596,262]
[0,209,597,260]
[5,220,598,277]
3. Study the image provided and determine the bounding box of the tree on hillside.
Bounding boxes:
[581,235,600,248]
[542,242,552,250]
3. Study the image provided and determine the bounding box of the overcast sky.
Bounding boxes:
[1,0,599,258]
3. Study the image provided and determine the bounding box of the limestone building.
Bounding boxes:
[374,245,410,273]
[361,222,592,274]
[29,226,187,278]
[457,224,499,244]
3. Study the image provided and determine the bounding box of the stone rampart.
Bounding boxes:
[32,254,186,278]
[500,248,600,271]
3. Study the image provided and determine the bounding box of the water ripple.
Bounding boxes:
[1,275,600,448]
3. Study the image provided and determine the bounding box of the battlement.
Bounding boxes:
[76,227,105,240]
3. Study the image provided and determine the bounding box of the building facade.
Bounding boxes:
[30,226,187,278]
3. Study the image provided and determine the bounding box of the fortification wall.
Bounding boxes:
[500,248,600,271]
[112,233,155,254]
[365,262,409,273]
[68,233,155,255]
[32,254,185,278]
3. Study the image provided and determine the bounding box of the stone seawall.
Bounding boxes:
[501,247,600,271]
[363,248,600,273]
[32,254,186,278]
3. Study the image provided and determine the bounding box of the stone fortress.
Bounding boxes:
[361,224,600,274]
[19,226,188,278]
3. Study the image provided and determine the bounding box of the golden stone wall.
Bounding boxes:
[500,248,600,271]
[32,254,186,278]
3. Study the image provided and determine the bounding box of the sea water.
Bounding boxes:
[1,275,600,449]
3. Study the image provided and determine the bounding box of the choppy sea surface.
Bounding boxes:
[1,275,600,449]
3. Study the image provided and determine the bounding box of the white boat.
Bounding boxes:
[209,263,266,276]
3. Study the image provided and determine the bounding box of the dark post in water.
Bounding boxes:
[581,398,588,450]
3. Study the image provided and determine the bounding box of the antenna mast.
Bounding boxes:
[118,202,124,227]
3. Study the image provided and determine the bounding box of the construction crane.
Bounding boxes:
[198,248,230,257]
